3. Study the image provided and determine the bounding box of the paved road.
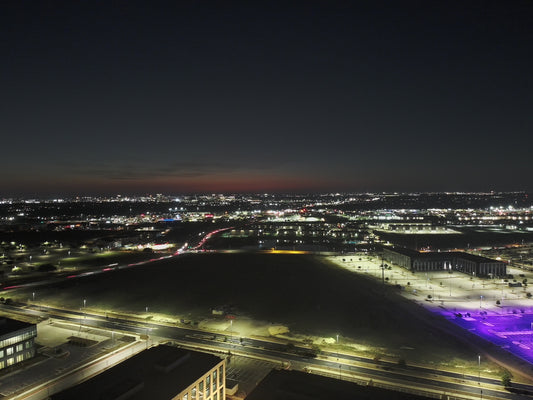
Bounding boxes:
[5,303,533,400]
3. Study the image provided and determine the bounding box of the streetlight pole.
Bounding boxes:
[337,334,341,380]
[478,354,481,385]
[381,255,384,284]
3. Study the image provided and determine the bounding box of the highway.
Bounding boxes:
[3,228,533,400]
[5,303,533,400]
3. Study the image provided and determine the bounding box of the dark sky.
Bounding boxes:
[2,1,532,196]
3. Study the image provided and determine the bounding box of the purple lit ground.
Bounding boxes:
[440,308,533,364]
[332,255,533,377]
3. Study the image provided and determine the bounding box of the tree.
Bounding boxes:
[501,370,512,387]
[38,263,56,272]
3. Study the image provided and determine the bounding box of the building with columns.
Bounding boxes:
[383,246,507,278]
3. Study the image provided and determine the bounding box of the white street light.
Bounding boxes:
[478,354,481,385]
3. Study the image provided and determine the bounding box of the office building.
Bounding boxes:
[52,344,225,400]
[0,317,37,370]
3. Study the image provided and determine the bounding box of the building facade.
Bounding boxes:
[175,356,225,400]
[0,318,37,371]
[383,247,507,277]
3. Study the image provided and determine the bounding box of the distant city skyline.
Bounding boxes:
[2,1,532,196]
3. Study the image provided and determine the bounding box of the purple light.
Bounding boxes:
[436,307,533,364]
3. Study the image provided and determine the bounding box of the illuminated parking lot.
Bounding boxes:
[332,254,533,365]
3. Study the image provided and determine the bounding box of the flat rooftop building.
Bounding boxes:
[246,369,433,400]
[383,246,507,277]
[52,344,225,400]
[0,317,37,371]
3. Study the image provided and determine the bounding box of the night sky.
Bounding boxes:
[2,1,532,196]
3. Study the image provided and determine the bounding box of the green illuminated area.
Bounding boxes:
[12,253,500,374]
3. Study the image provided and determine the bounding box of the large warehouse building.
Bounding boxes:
[383,246,507,278]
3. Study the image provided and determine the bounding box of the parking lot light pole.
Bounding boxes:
[478,354,481,385]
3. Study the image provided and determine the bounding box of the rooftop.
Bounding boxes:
[0,317,35,338]
[51,345,223,400]
[246,369,433,400]
[385,246,504,264]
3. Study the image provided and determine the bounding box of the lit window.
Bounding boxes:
[6,347,13,356]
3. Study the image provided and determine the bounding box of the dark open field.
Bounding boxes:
[18,253,481,365]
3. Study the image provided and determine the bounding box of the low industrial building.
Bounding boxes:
[383,246,507,277]
[0,317,37,371]
[52,345,225,400]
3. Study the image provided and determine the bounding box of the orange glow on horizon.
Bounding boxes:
[28,172,346,195]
